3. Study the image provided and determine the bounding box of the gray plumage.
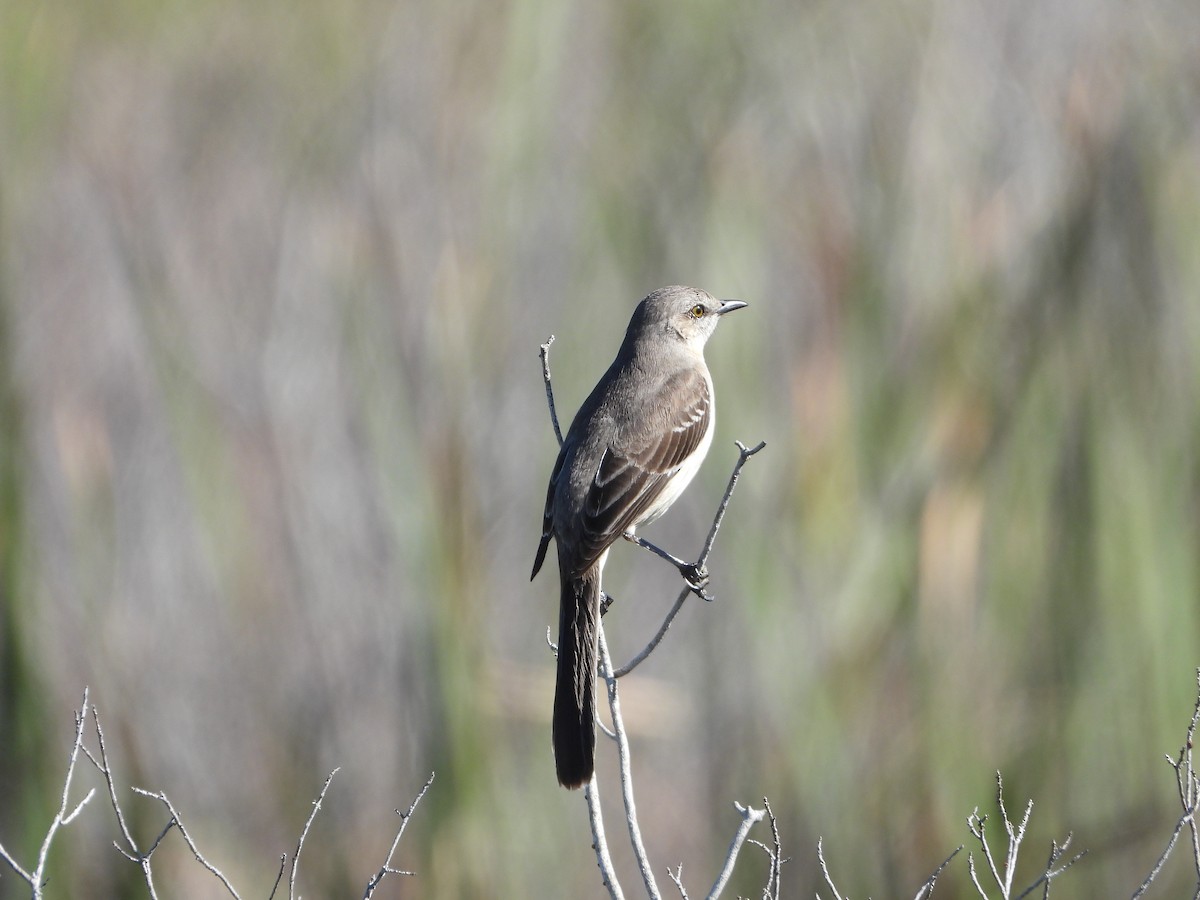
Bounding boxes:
[532,285,747,788]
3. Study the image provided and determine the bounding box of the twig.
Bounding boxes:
[614,441,765,678]
[913,846,963,899]
[269,855,287,900]
[290,768,340,900]
[598,626,661,900]
[967,773,1085,899]
[363,771,434,898]
[697,440,765,568]
[817,837,846,900]
[83,704,163,897]
[1181,670,1200,892]
[749,797,783,900]
[0,688,95,899]
[612,587,689,678]
[1133,668,1200,899]
[132,788,242,898]
[668,863,689,898]
[705,801,767,900]
[540,335,563,447]
[1013,834,1085,900]
[1133,808,1195,899]
[586,776,626,900]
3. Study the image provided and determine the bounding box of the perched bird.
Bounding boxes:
[532,285,747,788]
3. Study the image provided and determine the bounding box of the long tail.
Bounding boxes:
[553,568,601,788]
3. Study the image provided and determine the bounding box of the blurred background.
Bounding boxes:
[1,0,1199,896]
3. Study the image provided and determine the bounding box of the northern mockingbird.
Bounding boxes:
[531,285,747,788]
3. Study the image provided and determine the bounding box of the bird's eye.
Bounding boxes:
[690,304,705,318]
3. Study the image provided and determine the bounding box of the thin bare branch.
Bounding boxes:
[84,704,161,898]
[967,774,1085,899]
[817,837,847,900]
[762,797,782,900]
[968,807,1005,892]
[1013,833,1086,900]
[132,788,242,899]
[968,852,988,898]
[1134,670,1200,898]
[913,845,963,900]
[290,768,339,900]
[614,441,765,678]
[668,862,689,899]
[269,855,287,900]
[88,706,139,853]
[0,838,34,885]
[585,776,625,900]
[0,690,96,898]
[697,440,765,568]
[704,801,767,900]
[363,771,435,899]
[598,626,661,899]
[612,587,689,678]
[539,335,564,447]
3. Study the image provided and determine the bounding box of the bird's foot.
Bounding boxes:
[680,562,713,600]
[600,592,616,616]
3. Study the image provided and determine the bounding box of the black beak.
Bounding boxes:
[715,299,748,315]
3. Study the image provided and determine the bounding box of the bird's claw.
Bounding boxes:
[680,562,709,591]
[600,592,616,616]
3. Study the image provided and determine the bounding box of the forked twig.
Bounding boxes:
[132,788,241,898]
[706,800,768,900]
[0,688,95,899]
[363,772,435,898]
[1133,668,1200,899]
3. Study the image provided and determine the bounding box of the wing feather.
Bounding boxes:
[570,368,711,574]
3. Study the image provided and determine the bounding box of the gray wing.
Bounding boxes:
[571,367,710,575]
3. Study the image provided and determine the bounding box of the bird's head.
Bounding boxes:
[627,285,748,352]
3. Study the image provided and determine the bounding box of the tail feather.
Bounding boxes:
[553,570,601,788]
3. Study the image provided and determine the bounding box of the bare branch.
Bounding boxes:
[913,845,963,900]
[968,805,1004,893]
[0,837,35,886]
[967,774,1085,899]
[704,801,767,900]
[363,771,435,899]
[968,851,987,898]
[132,788,242,898]
[611,586,689,678]
[269,855,287,900]
[760,797,783,900]
[1013,834,1086,900]
[1133,668,1200,899]
[614,441,766,678]
[668,862,689,899]
[817,837,847,900]
[88,706,139,854]
[83,704,161,898]
[289,768,339,900]
[598,626,661,899]
[585,775,625,900]
[539,335,564,447]
[697,440,766,569]
[0,689,96,897]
